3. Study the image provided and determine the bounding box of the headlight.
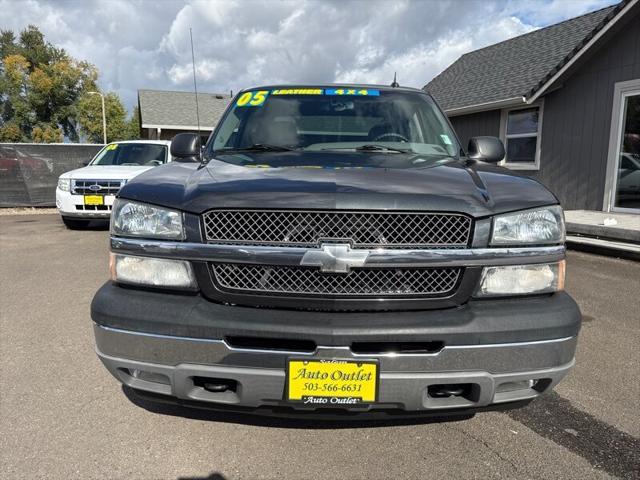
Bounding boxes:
[57,178,70,192]
[110,253,197,290]
[475,261,565,297]
[491,206,564,245]
[111,199,184,240]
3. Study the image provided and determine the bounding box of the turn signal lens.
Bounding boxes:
[475,261,565,297]
[110,253,197,290]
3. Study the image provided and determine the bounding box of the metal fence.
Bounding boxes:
[0,143,103,207]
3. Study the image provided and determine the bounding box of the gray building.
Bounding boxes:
[426,0,640,214]
[138,89,232,141]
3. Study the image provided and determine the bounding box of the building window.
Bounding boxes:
[501,104,543,169]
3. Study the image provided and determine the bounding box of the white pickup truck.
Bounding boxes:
[56,140,171,229]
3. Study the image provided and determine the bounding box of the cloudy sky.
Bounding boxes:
[1,0,618,110]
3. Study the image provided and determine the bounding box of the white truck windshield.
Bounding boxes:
[92,144,167,166]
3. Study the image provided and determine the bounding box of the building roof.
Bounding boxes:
[425,2,628,112]
[138,89,232,130]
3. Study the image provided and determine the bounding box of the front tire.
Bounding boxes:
[62,216,90,229]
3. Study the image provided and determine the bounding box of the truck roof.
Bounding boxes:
[109,140,171,146]
[239,83,427,94]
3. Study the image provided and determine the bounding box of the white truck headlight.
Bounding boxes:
[491,206,564,245]
[57,178,70,192]
[110,254,197,290]
[111,199,184,240]
[475,261,565,297]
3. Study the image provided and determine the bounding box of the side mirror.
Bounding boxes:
[170,133,201,162]
[82,159,91,166]
[467,136,505,164]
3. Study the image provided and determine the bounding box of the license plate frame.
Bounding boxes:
[286,358,379,406]
[83,195,104,206]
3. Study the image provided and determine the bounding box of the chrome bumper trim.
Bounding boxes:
[110,237,565,268]
[94,324,577,374]
[62,211,111,218]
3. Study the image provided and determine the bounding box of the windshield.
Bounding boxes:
[91,143,167,166]
[208,88,459,168]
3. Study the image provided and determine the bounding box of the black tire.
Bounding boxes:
[62,216,90,229]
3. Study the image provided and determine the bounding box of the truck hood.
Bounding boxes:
[60,165,154,180]
[119,152,558,218]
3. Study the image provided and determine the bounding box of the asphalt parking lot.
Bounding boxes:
[1,214,639,480]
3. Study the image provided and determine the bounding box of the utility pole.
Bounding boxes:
[88,91,107,144]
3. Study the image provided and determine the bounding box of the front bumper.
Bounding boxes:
[92,283,580,412]
[56,188,114,218]
[95,324,575,411]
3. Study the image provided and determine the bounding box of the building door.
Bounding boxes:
[606,80,640,212]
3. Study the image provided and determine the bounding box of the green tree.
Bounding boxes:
[0,25,101,142]
[77,92,128,143]
[125,105,141,140]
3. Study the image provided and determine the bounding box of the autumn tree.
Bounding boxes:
[0,25,99,142]
[0,25,137,143]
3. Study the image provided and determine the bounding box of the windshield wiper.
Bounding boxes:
[322,144,413,154]
[356,144,413,153]
[219,144,297,153]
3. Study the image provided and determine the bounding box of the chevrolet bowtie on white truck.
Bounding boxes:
[91,85,580,418]
[56,140,171,229]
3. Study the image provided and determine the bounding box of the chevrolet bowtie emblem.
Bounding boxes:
[300,243,369,273]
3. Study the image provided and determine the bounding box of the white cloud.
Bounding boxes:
[0,0,618,111]
[336,15,534,88]
[505,0,618,25]
[167,58,229,84]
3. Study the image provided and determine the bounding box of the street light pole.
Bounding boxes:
[88,91,107,144]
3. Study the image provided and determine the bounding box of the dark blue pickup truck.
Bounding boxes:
[91,84,580,417]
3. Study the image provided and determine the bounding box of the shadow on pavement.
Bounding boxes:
[44,215,109,231]
[122,385,476,429]
[507,391,640,479]
[73,219,110,231]
[177,473,227,480]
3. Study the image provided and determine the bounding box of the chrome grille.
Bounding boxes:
[202,210,472,248]
[212,264,462,297]
[72,179,124,195]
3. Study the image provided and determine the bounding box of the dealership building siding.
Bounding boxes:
[527,10,640,210]
[429,1,640,213]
